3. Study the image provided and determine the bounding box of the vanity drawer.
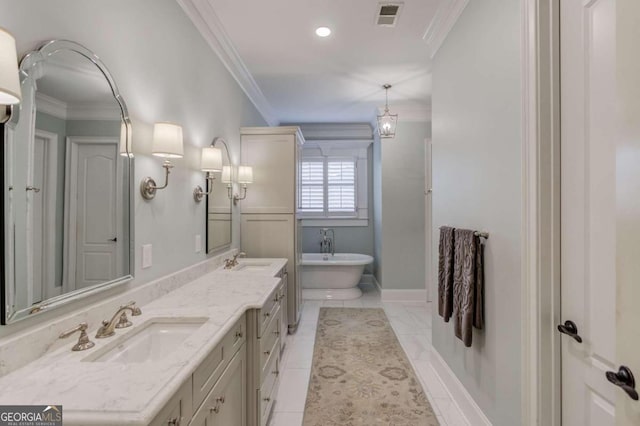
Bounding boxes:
[258,351,280,426]
[259,307,281,380]
[149,378,193,426]
[192,316,246,410]
[258,283,281,338]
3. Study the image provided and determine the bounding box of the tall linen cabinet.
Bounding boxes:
[240,127,303,333]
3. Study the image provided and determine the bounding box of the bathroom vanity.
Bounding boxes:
[0,259,288,426]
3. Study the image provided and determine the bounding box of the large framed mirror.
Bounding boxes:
[206,138,232,252]
[2,40,134,324]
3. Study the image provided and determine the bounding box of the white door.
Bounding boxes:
[67,138,120,289]
[561,1,640,424]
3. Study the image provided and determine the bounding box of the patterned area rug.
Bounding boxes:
[303,308,439,426]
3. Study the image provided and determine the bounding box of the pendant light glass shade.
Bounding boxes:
[0,28,21,105]
[377,84,398,139]
[201,146,223,172]
[152,122,183,158]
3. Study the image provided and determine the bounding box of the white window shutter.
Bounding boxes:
[299,161,324,212]
[327,160,356,213]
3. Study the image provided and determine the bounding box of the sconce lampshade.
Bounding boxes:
[237,166,253,184]
[152,122,183,158]
[221,165,232,184]
[119,121,133,157]
[201,146,222,172]
[0,28,21,105]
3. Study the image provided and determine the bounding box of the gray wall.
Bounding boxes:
[379,121,429,290]
[0,0,266,337]
[431,0,522,424]
[301,146,375,273]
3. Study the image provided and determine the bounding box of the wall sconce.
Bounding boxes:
[193,145,222,202]
[140,122,183,200]
[0,28,22,123]
[233,165,253,205]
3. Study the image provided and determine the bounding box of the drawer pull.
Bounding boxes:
[264,350,271,356]
[235,331,243,338]
[167,417,181,426]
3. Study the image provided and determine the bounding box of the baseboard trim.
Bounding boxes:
[430,348,492,426]
[360,274,382,292]
[380,289,428,302]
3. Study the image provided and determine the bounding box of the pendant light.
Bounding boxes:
[377,84,398,138]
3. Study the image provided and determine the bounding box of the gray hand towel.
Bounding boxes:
[453,229,483,347]
[438,226,455,322]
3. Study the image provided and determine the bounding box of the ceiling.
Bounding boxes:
[205,0,440,124]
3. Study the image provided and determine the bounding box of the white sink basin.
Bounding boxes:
[218,259,274,272]
[84,317,208,364]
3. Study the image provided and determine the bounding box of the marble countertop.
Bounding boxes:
[0,268,284,425]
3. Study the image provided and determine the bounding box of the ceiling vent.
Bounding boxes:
[376,2,403,27]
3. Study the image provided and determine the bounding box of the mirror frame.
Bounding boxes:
[1,40,135,324]
[206,137,233,253]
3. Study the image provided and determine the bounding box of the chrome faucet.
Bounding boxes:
[224,251,246,269]
[95,301,142,338]
[320,228,335,258]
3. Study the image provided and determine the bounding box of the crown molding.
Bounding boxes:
[294,123,374,140]
[36,93,121,121]
[36,92,67,120]
[377,104,431,122]
[423,0,470,59]
[178,0,279,126]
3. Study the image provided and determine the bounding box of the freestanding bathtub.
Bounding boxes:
[301,253,374,300]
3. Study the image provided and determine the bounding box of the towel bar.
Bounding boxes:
[439,226,489,239]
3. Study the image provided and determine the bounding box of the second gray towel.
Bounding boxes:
[453,229,484,347]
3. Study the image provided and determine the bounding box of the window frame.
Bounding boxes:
[298,146,369,226]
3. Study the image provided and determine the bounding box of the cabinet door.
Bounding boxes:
[240,134,295,214]
[191,348,247,426]
[240,214,294,263]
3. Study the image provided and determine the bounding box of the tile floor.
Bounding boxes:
[270,283,469,426]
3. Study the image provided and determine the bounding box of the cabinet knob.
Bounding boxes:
[273,330,280,336]
[216,396,226,404]
[167,417,181,426]
[264,350,271,356]
[235,331,243,339]
[210,405,220,414]
[272,369,279,376]
[263,397,271,402]
[264,312,270,317]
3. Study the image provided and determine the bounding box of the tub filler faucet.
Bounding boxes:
[320,228,335,259]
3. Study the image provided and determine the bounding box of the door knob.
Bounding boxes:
[606,366,639,401]
[557,320,582,343]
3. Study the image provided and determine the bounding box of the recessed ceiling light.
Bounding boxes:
[315,27,331,37]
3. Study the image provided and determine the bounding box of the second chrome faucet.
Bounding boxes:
[95,301,142,338]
